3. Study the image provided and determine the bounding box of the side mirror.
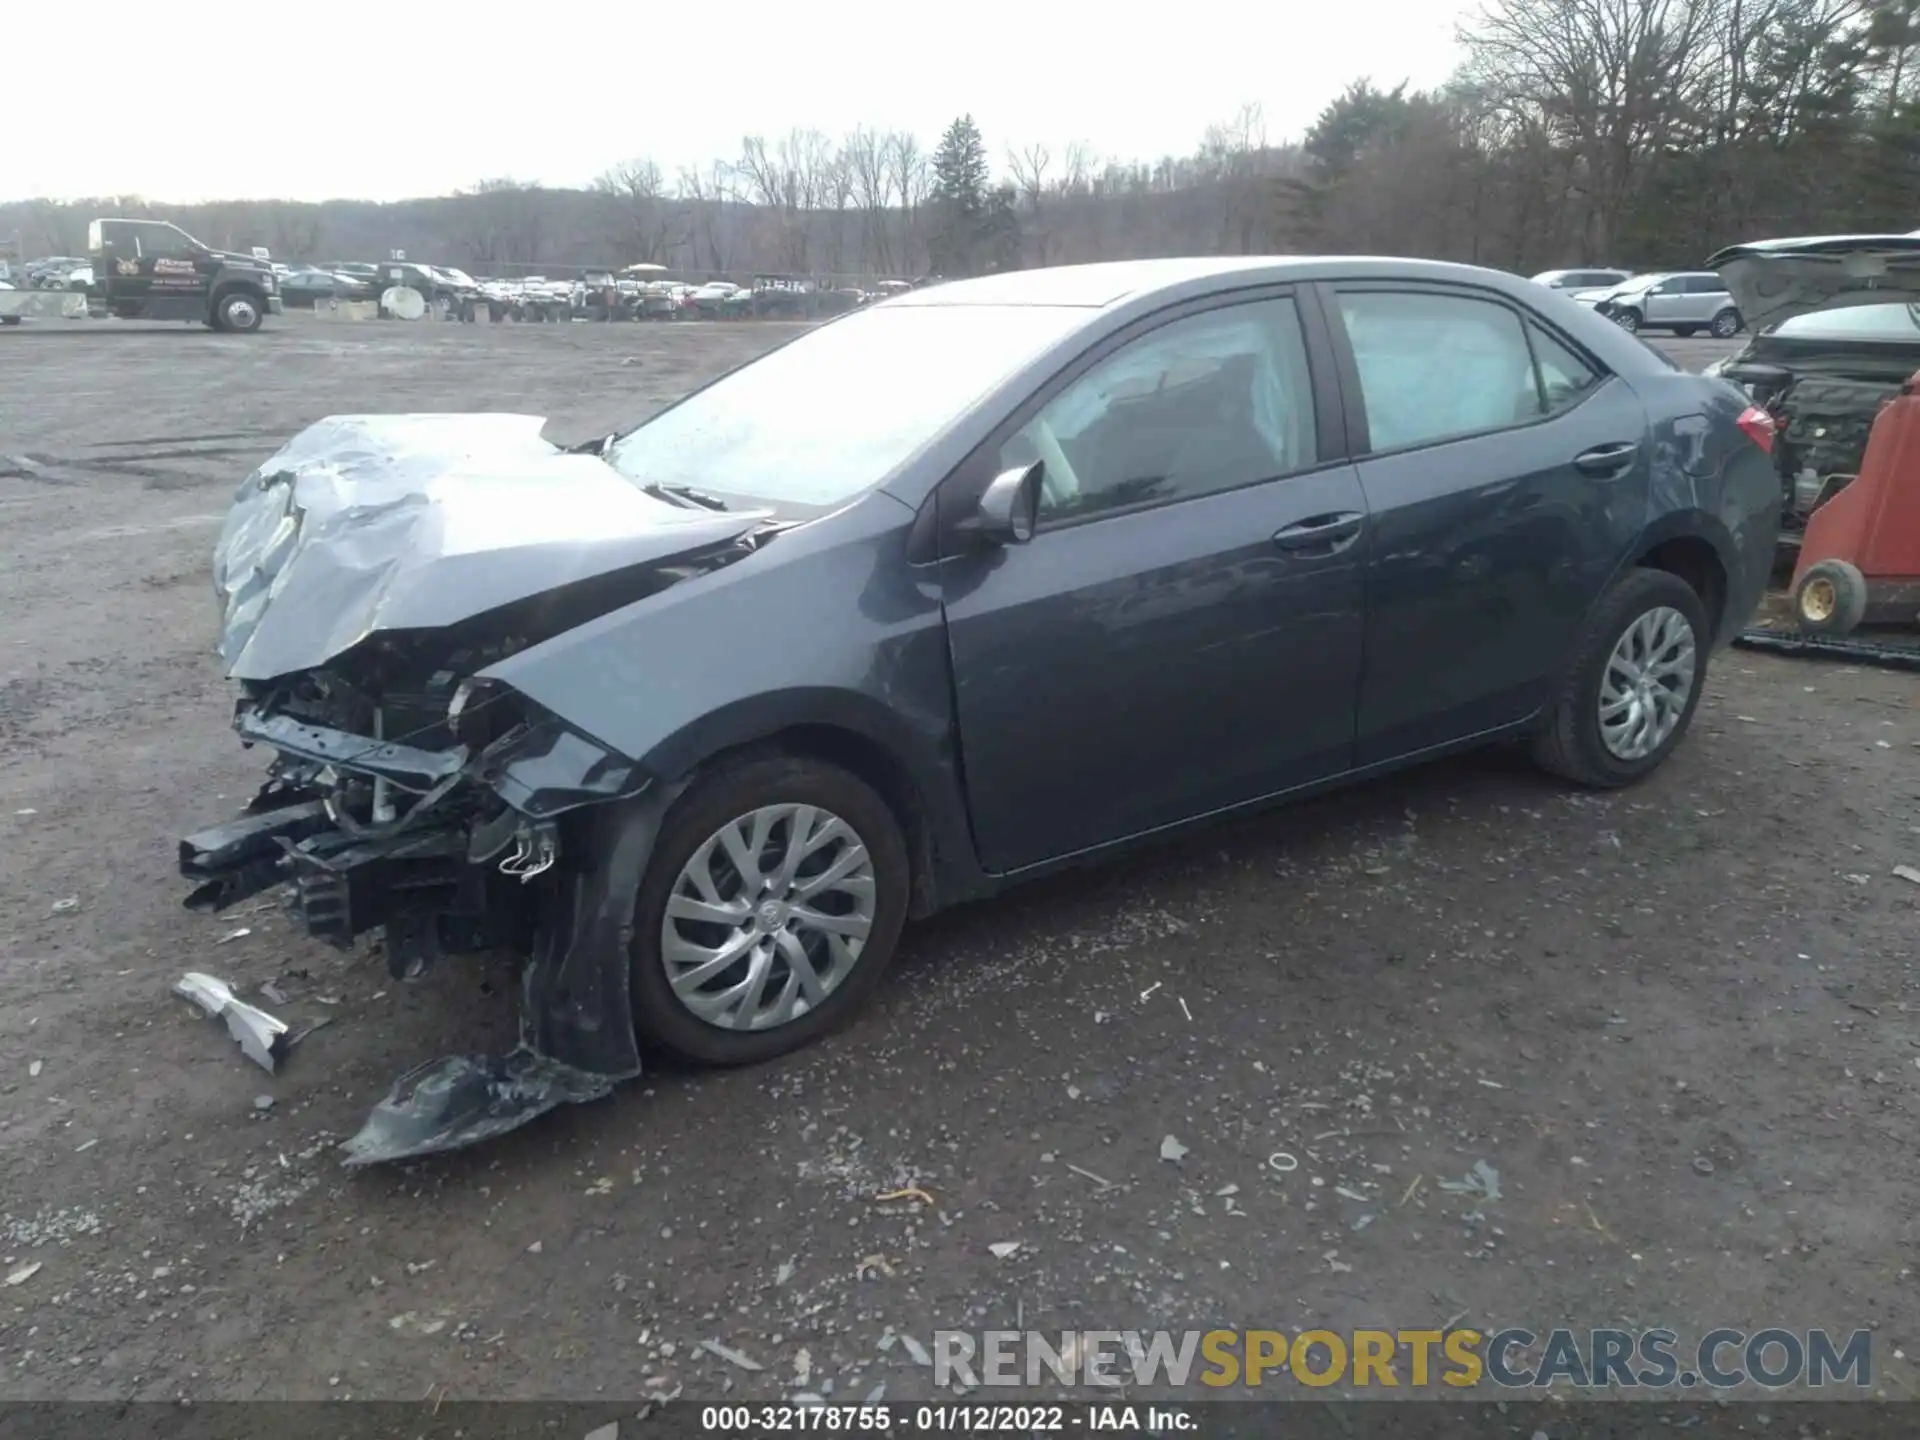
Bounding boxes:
[959,461,1043,546]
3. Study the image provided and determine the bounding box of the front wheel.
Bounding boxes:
[1531,568,1710,788]
[627,755,910,1065]
[1710,308,1743,339]
[1610,308,1642,333]
[211,290,264,332]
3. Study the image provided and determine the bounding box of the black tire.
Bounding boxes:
[628,755,910,1066]
[1530,567,1711,789]
[1792,559,1868,636]
[1710,308,1742,339]
[1673,325,1698,338]
[211,289,265,333]
[1611,308,1642,333]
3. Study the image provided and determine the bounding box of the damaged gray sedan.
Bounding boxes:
[180,257,1778,1164]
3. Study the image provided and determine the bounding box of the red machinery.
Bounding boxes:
[1789,368,1920,637]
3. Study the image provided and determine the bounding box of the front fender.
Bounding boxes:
[480,492,985,907]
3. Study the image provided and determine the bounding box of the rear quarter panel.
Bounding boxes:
[1618,370,1781,643]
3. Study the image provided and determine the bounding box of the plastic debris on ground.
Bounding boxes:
[172,971,290,1073]
[1437,1159,1503,1203]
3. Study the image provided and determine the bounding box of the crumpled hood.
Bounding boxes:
[1707,234,1920,331]
[214,413,766,681]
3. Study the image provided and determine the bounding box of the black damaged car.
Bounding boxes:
[179,257,1780,1165]
[1705,232,1920,562]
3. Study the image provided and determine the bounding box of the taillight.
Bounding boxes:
[1736,406,1776,454]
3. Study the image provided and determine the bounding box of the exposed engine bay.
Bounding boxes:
[1747,372,1903,550]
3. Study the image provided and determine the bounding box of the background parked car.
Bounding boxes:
[279,269,372,307]
[1531,267,1634,294]
[1591,272,1744,337]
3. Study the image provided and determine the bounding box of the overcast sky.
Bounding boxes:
[3,0,1475,203]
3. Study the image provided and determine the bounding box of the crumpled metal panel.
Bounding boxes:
[213,413,764,682]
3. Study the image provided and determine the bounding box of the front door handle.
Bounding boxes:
[1273,511,1365,554]
[1574,442,1639,478]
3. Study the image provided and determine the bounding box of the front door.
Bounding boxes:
[137,224,215,318]
[1320,283,1653,764]
[1642,277,1689,328]
[940,292,1370,873]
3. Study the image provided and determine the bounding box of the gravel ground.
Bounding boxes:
[1,315,1916,1405]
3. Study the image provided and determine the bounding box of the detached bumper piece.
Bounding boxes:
[340,1049,616,1167]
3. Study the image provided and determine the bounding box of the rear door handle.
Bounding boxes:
[1272,511,1365,553]
[1573,442,1639,478]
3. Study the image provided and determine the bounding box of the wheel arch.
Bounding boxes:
[210,279,267,324]
[1612,511,1739,645]
[637,692,979,919]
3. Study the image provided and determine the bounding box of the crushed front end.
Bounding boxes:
[179,413,774,1165]
[179,641,662,1164]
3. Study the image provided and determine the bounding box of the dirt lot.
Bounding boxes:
[1,316,1917,1406]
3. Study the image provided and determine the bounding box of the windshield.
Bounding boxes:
[1768,302,1920,341]
[604,303,1091,507]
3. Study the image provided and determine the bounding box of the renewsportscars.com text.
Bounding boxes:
[930,1327,1872,1391]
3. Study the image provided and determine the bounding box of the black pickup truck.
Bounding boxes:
[90,218,284,331]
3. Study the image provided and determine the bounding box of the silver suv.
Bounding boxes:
[1593,272,1744,338]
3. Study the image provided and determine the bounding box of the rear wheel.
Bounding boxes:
[1611,308,1642,333]
[1792,559,1868,636]
[628,756,910,1066]
[1710,308,1742,338]
[1531,568,1709,788]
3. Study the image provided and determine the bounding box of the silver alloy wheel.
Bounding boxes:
[1711,310,1739,338]
[1598,605,1697,760]
[224,296,258,329]
[659,803,876,1031]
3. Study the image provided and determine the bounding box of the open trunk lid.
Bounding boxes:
[1708,234,1920,332]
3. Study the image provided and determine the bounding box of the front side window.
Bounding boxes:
[139,225,201,260]
[998,297,1318,523]
[1337,291,1542,451]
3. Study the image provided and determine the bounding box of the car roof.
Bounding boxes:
[883,255,1585,311]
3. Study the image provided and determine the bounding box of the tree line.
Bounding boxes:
[6,0,1917,280]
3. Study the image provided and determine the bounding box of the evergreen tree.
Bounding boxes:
[928,115,1009,276]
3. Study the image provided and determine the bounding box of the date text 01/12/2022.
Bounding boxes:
[697,1403,1195,1432]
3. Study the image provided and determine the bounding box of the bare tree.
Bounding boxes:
[843,126,894,272]
[1460,0,1724,258]
[594,157,682,266]
[1008,143,1052,263]
[676,162,736,272]
[267,204,324,261]
[456,178,546,268]
[884,131,929,273]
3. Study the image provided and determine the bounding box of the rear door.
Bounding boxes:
[1687,274,1731,322]
[96,220,146,309]
[939,289,1369,872]
[1320,283,1654,764]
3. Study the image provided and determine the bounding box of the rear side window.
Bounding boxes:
[1337,291,1543,451]
[1527,322,1601,411]
[1687,275,1726,295]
